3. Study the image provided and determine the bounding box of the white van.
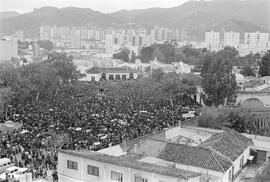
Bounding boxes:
[0,158,13,173]
[5,166,19,175]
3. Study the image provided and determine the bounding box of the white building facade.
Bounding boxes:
[205,31,220,50]
[224,31,240,48]
[244,31,269,50]
[0,36,18,62]
[58,151,201,182]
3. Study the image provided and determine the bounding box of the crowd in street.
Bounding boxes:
[0,82,196,180]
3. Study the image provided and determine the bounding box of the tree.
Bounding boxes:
[160,72,197,107]
[20,62,60,101]
[201,52,237,107]
[151,69,164,82]
[47,52,84,83]
[0,87,14,118]
[113,48,130,62]
[18,52,83,101]
[37,40,54,51]
[198,107,258,134]
[0,62,31,100]
[259,50,270,77]
[140,46,154,62]
[159,42,176,64]
[130,51,136,63]
[240,66,256,77]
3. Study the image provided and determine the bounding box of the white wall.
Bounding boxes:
[0,38,18,61]
[58,152,199,182]
[221,147,251,182]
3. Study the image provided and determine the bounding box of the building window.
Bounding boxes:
[91,76,95,82]
[87,165,99,176]
[116,75,121,80]
[129,73,134,79]
[109,75,114,80]
[114,38,118,45]
[122,75,127,80]
[111,171,123,182]
[135,175,148,182]
[101,73,106,80]
[67,160,78,170]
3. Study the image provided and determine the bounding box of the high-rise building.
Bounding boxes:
[0,36,18,62]
[32,41,40,57]
[15,31,24,42]
[71,28,81,49]
[244,31,269,50]
[40,25,50,40]
[105,34,127,54]
[205,31,220,50]
[224,31,240,48]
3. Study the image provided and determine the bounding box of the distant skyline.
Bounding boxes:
[0,0,191,14]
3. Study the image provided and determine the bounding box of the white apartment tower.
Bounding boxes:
[40,25,50,40]
[224,31,240,48]
[244,31,269,50]
[71,28,81,49]
[205,31,220,50]
[0,36,18,62]
[105,34,128,54]
[15,31,24,42]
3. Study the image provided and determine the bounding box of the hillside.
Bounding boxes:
[0,0,269,40]
[0,7,120,38]
[0,11,20,19]
[110,0,270,40]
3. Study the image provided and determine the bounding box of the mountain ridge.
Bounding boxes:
[0,11,20,19]
[0,0,269,40]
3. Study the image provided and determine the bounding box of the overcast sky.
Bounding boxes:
[0,0,190,14]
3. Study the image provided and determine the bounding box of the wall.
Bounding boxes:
[221,146,251,182]
[58,152,199,182]
[0,38,18,61]
[236,91,270,107]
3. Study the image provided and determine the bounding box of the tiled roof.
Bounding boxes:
[132,129,252,173]
[199,129,253,161]
[86,66,138,74]
[157,143,232,172]
[59,150,201,179]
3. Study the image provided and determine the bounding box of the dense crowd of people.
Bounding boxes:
[0,81,197,180]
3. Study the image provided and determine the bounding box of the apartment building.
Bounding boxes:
[0,35,18,61]
[15,31,24,42]
[224,31,240,47]
[205,31,220,50]
[244,31,269,50]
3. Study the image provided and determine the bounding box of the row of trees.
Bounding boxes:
[18,40,54,51]
[198,106,270,136]
[115,42,267,73]
[112,46,269,108]
[112,48,136,62]
[100,69,201,109]
[0,53,83,115]
[0,51,203,118]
